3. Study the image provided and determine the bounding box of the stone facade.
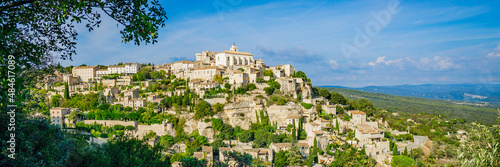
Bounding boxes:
[215,44,255,67]
[72,66,99,82]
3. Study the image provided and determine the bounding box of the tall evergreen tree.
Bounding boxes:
[313,137,318,163]
[361,145,366,155]
[64,82,70,99]
[403,146,408,156]
[255,110,260,124]
[335,119,340,133]
[393,144,398,155]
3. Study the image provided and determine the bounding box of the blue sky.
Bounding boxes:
[62,0,500,87]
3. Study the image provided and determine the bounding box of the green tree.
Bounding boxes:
[222,151,253,167]
[50,94,62,107]
[295,71,307,81]
[67,110,81,124]
[64,82,70,99]
[457,123,500,167]
[180,157,206,167]
[403,146,408,156]
[391,155,416,167]
[246,83,257,91]
[224,83,231,89]
[263,70,274,77]
[393,144,399,155]
[318,88,331,99]
[284,146,303,165]
[274,150,287,167]
[264,87,274,95]
[212,118,224,132]
[330,92,347,104]
[213,74,224,83]
[159,134,174,149]
[238,130,254,143]
[194,100,213,120]
[335,119,340,133]
[336,105,345,114]
[316,104,322,113]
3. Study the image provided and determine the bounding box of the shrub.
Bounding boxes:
[113,124,125,130]
[300,103,313,109]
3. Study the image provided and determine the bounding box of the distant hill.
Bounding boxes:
[323,84,500,107]
[323,87,499,125]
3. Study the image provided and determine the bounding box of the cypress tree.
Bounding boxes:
[255,110,260,124]
[361,145,366,155]
[410,149,414,159]
[393,144,398,155]
[292,127,296,141]
[298,116,302,139]
[403,146,408,156]
[64,82,70,99]
[335,119,340,133]
[312,137,318,163]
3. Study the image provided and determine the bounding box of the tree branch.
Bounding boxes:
[0,0,35,11]
[101,8,129,27]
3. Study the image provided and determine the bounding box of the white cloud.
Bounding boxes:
[419,56,458,70]
[329,59,339,69]
[368,56,459,71]
[368,56,408,67]
[487,45,500,57]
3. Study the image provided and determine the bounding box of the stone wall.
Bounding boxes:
[205,98,226,105]
[83,120,138,128]
[267,103,302,127]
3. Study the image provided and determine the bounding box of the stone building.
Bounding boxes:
[354,124,385,144]
[124,89,139,99]
[72,66,99,82]
[195,50,217,64]
[191,66,224,81]
[50,107,79,128]
[277,64,295,77]
[348,110,366,125]
[215,44,255,67]
[322,105,337,115]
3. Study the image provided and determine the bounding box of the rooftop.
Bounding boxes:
[218,50,253,56]
[350,110,366,115]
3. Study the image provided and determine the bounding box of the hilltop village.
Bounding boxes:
[38,44,459,166]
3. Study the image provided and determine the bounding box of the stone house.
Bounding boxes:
[269,142,309,157]
[219,147,233,162]
[348,110,366,125]
[354,124,385,144]
[72,66,99,82]
[126,98,146,109]
[193,146,214,164]
[277,64,295,77]
[230,72,249,88]
[243,148,274,162]
[305,122,322,138]
[285,115,301,128]
[322,105,337,115]
[123,89,139,99]
[191,66,224,81]
[50,107,79,128]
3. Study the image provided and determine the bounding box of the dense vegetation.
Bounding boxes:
[324,87,499,125]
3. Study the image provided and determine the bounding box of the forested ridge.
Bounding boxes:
[324,87,499,125]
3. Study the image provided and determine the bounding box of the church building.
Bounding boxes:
[215,43,255,67]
